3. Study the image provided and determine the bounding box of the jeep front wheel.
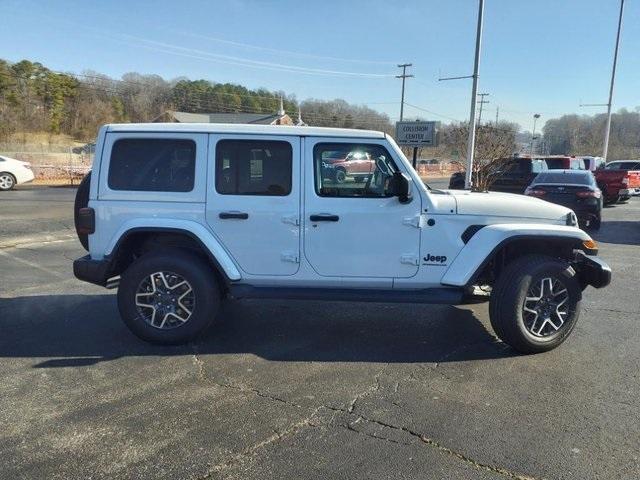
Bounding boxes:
[489,254,581,354]
[117,249,220,345]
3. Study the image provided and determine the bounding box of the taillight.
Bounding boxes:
[576,190,601,198]
[622,177,629,186]
[525,187,546,197]
[77,207,95,234]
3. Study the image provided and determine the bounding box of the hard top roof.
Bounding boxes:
[105,123,386,139]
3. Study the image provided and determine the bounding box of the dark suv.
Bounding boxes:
[448,155,584,193]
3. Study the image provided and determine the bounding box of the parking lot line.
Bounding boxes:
[0,233,76,250]
[0,249,67,279]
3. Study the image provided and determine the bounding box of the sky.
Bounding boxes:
[1,0,638,130]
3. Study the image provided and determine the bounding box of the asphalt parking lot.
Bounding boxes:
[1,184,639,480]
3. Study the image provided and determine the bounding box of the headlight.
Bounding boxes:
[566,212,578,226]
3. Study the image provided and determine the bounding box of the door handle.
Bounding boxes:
[310,214,339,222]
[219,211,249,220]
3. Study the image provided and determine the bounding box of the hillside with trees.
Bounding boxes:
[0,58,393,142]
[543,109,640,160]
[2,58,638,162]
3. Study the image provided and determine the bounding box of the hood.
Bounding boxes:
[445,190,572,221]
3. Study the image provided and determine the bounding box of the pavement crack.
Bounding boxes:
[191,399,539,480]
[191,349,301,409]
[197,408,322,478]
[346,412,538,480]
[347,365,386,413]
[584,306,638,315]
[344,417,412,446]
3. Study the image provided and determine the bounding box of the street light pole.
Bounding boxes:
[530,114,541,155]
[603,0,625,161]
[396,63,413,121]
[464,0,485,189]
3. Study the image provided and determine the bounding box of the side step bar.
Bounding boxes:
[229,285,466,305]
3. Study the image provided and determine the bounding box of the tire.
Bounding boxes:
[0,172,16,191]
[117,248,221,345]
[617,196,630,204]
[590,213,601,231]
[489,254,582,354]
[604,194,619,206]
[598,184,617,206]
[334,168,347,184]
[74,172,91,251]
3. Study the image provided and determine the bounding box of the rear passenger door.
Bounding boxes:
[206,135,300,276]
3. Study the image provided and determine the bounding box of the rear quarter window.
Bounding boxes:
[108,138,196,192]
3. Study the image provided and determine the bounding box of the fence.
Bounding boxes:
[415,162,462,178]
[0,144,92,185]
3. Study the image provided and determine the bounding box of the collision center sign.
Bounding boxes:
[395,121,436,147]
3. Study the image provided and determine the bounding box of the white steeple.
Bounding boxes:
[296,106,307,126]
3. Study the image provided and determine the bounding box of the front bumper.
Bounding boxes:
[619,187,640,196]
[73,254,112,287]
[573,250,611,289]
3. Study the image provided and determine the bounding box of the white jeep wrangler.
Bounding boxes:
[73,123,611,353]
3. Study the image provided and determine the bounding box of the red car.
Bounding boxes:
[322,151,375,183]
[594,160,640,204]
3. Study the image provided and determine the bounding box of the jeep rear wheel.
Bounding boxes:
[489,254,581,354]
[117,248,220,345]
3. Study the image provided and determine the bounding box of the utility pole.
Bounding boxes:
[464,0,484,189]
[530,114,541,155]
[578,0,625,161]
[477,93,490,125]
[396,63,413,121]
[603,0,624,161]
[438,0,484,189]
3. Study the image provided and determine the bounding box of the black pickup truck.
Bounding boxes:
[448,155,584,193]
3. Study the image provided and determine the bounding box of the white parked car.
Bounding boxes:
[0,155,35,190]
[73,123,611,353]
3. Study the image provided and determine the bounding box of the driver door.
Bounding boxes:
[303,138,421,278]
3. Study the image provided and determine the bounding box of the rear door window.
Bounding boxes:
[215,140,292,196]
[108,138,196,192]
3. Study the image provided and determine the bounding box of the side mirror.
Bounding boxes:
[388,171,412,204]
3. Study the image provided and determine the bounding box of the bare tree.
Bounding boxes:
[443,122,517,191]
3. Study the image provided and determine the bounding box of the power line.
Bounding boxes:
[114,34,396,79]
[177,31,396,66]
[403,102,462,122]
